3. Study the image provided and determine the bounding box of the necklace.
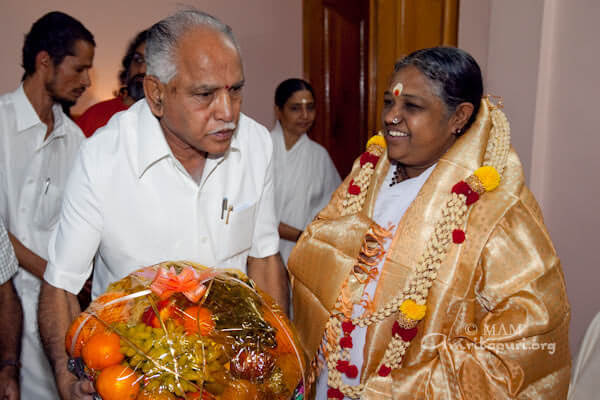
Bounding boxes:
[389,163,408,186]
[326,98,510,399]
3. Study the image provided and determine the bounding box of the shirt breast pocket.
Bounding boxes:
[216,202,256,261]
[33,180,62,230]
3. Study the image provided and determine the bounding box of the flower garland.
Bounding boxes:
[325,98,511,399]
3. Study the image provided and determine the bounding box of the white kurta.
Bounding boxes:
[315,164,435,399]
[271,122,341,264]
[0,85,84,400]
[45,100,280,297]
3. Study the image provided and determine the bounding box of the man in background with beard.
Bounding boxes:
[76,29,148,137]
[0,11,94,400]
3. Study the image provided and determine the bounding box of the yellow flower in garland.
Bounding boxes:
[473,166,501,192]
[399,299,427,321]
[366,134,386,150]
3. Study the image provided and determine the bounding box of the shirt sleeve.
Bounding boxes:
[44,143,104,294]
[249,140,280,259]
[0,217,18,285]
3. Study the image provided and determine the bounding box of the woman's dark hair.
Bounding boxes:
[394,46,483,133]
[118,29,149,85]
[22,11,95,80]
[274,78,315,109]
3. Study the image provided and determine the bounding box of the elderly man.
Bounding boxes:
[0,218,22,400]
[39,9,288,399]
[76,29,149,137]
[0,11,94,400]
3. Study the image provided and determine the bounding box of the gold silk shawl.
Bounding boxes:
[288,101,571,399]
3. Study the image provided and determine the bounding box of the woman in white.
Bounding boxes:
[271,79,341,265]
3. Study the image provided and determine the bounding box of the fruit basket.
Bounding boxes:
[65,261,305,400]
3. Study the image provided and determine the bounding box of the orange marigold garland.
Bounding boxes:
[324,98,510,399]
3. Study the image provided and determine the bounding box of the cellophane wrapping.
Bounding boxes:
[65,261,306,400]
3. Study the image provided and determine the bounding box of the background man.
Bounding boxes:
[0,11,94,400]
[76,29,148,137]
[0,218,22,400]
[39,9,288,399]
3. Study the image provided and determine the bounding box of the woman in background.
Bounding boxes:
[271,79,341,266]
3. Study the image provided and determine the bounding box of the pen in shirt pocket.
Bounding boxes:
[43,177,50,195]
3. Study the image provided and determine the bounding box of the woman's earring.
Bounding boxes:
[454,127,463,136]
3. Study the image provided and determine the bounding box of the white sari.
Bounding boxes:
[271,122,341,265]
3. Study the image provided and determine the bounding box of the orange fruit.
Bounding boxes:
[65,312,105,358]
[96,364,140,400]
[262,308,296,354]
[90,291,131,324]
[220,380,258,400]
[82,331,124,370]
[180,306,215,336]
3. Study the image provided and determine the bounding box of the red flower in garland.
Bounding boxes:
[336,360,350,372]
[452,229,466,244]
[451,181,471,196]
[342,320,355,335]
[378,364,392,377]
[346,364,359,378]
[452,180,480,206]
[348,179,361,195]
[466,191,480,206]
[392,321,419,342]
[360,152,380,167]
[340,336,353,349]
[327,387,345,400]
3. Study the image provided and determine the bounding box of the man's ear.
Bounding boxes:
[144,75,165,117]
[450,102,475,134]
[35,51,52,74]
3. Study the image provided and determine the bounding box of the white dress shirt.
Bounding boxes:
[45,100,280,298]
[316,163,435,399]
[0,84,84,400]
[271,122,341,265]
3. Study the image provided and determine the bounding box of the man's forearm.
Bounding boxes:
[278,222,303,242]
[247,253,289,313]
[38,281,81,399]
[0,280,22,362]
[8,232,46,280]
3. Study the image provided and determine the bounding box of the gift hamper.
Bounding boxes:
[65,261,306,400]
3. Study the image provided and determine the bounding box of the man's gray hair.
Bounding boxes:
[146,9,241,83]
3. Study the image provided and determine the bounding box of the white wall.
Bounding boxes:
[0,0,302,127]
[460,0,600,359]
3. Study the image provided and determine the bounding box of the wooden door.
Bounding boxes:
[368,0,459,134]
[303,0,370,177]
[303,0,458,177]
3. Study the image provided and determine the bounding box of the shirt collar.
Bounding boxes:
[13,84,66,138]
[14,84,42,132]
[136,101,242,178]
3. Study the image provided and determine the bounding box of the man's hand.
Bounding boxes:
[247,253,289,313]
[38,282,82,400]
[0,366,19,400]
[59,375,94,400]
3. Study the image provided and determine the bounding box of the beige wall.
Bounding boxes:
[460,0,600,359]
[0,0,302,127]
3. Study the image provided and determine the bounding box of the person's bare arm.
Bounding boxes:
[278,222,303,242]
[38,281,94,400]
[8,232,46,280]
[247,253,289,313]
[0,279,22,400]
